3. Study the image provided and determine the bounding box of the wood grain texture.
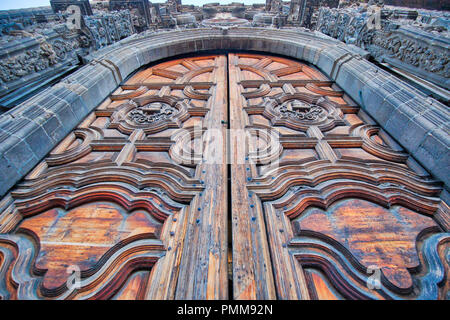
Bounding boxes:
[229,53,449,300]
[0,53,448,300]
[0,56,227,300]
[294,199,437,291]
[229,54,276,300]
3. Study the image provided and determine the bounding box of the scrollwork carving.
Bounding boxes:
[127,102,178,125]
[276,99,327,122]
[261,93,344,132]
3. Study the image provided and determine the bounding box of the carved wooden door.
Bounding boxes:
[0,55,229,300]
[227,53,448,300]
[0,53,448,300]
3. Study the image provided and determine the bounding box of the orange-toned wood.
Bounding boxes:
[0,53,448,300]
[0,55,228,300]
[228,54,276,300]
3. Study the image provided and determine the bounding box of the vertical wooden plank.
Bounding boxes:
[174,55,229,299]
[229,53,448,301]
[228,53,277,300]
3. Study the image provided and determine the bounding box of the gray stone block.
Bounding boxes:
[368,94,398,128]
[334,62,366,107]
[384,108,415,142]
[23,125,53,160]
[398,116,436,152]
[41,115,63,143]
[0,155,21,195]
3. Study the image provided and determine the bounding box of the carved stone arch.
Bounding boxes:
[0,30,448,300]
[1,28,448,196]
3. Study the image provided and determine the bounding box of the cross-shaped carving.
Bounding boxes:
[307,125,338,163]
[90,129,172,166]
[240,78,364,165]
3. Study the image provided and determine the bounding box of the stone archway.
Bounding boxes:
[0,49,448,300]
[1,28,447,198]
[0,29,448,301]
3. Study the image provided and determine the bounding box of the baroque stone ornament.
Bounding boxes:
[263,93,345,132]
[109,95,190,135]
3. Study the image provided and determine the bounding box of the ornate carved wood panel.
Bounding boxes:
[228,53,449,300]
[0,55,229,300]
[0,53,448,300]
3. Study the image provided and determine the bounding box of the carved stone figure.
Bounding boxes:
[50,0,93,16]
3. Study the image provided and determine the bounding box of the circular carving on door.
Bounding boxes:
[109,95,189,135]
[127,102,178,125]
[263,93,344,132]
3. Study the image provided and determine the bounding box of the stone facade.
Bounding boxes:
[2,2,449,110]
[84,10,134,49]
[291,0,340,28]
[50,0,94,16]
[109,0,158,32]
[315,4,450,97]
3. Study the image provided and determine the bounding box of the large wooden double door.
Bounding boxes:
[0,54,448,300]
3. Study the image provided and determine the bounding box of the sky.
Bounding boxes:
[0,0,266,11]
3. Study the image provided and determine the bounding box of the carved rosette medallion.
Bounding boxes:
[263,93,344,132]
[275,99,327,122]
[127,102,178,125]
[109,95,189,134]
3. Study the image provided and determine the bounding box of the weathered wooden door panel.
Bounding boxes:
[0,53,448,300]
[228,53,449,300]
[173,55,229,300]
[0,55,228,300]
